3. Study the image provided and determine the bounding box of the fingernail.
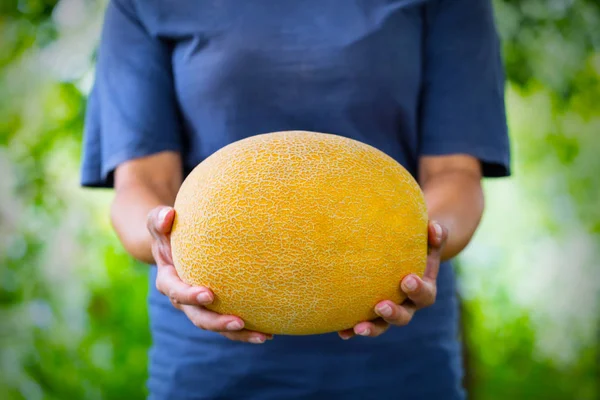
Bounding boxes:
[226,320,243,330]
[376,304,393,318]
[158,207,171,224]
[358,328,370,336]
[249,336,265,344]
[434,222,443,240]
[403,276,418,292]
[197,291,212,303]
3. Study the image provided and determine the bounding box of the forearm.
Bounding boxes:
[110,152,183,264]
[110,182,176,264]
[421,170,484,261]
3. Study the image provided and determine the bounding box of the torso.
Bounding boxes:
[136,1,464,398]
[139,0,426,176]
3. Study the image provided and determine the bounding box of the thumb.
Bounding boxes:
[422,221,448,283]
[147,206,176,267]
[428,220,448,251]
[147,206,175,238]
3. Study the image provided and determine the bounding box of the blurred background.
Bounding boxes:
[0,0,599,399]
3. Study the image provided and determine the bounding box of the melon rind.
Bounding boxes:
[170,131,428,335]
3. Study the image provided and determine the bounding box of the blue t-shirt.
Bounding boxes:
[81,0,510,399]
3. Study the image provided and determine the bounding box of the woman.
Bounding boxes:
[81,0,510,398]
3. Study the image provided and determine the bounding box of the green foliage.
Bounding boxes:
[1,1,599,399]
[458,3,600,392]
[495,0,600,95]
[1,4,149,399]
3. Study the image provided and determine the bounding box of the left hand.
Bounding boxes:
[338,220,448,340]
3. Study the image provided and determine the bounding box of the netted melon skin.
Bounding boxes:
[171,131,428,335]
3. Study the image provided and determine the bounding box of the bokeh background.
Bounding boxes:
[1,0,599,399]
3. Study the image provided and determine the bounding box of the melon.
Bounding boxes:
[170,131,428,335]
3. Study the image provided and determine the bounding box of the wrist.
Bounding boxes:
[110,188,171,265]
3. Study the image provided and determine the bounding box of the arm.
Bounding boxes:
[111,151,182,264]
[419,154,484,261]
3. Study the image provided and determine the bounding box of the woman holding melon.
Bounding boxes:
[81,0,510,398]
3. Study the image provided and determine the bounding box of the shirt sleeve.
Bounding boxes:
[419,0,511,178]
[80,0,182,188]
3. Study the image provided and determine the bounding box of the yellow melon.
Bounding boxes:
[170,131,428,335]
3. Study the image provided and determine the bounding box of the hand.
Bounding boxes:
[147,206,273,344]
[338,221,448,340]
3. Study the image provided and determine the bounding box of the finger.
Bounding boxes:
[151,239,173,267]
[352,319,390,337]
[147,206,175,237]
[220,331,274,344]
[338,328,355,340]
[401,274,436,309]
[147,207,176,266]
[423,221,447,283]
[338,318,390,340]
[181,305,246,333]
[156,264,214,306]
[374,300,416,326]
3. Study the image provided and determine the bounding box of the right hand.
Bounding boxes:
[147,205,273,344]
